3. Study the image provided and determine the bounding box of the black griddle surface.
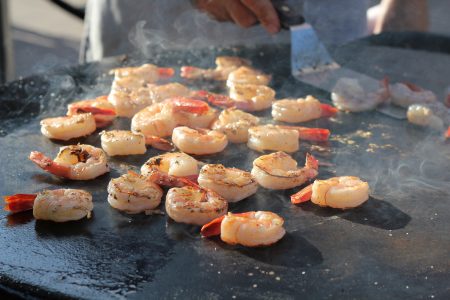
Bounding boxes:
[0,33,449,299]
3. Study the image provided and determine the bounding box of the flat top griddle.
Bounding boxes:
[0,32,449,299]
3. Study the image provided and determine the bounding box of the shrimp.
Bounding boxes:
[201,211,285,247]
[407,104,444,130]
[107,171,163,214]
[198,164,258,202]
[141,152,200,184]
[100,130,147,156]
[131,102,177,138]
[272,96,338,123]
[147,83,192,103]
[4,189,93,222]
[251,152,318,190]
[29,144,109,180]
[331,77,389,112]
[181,56,250,81]
[211,108,260,143]
[291,176,369,209]
[108,84,152,118]
[247,124,330,153]
[226,66,271,88]
[165,186,228,225]
[167,97,217,129]
[67,95,116,128]
[110,64,174,84]
[172,126,228,155]
[40,113,96,141]
[389,82,437,108]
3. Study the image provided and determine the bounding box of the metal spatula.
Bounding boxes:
[272,0,406,119]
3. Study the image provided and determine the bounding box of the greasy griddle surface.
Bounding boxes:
[0,33,449,299]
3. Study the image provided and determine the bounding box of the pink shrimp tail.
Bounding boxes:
[145,136,174,151]
[297,127,330,142]
[29,151,70,178]
[168,97,210,114]
[320,104,338,118]
[147,171,198,188]
[305,153,319,171]
[4,194,37,213]
[291,184,313,204]
[158,67,175,78]
[445,126,450,139]
[201,215,225,237]
[193,90,235,109]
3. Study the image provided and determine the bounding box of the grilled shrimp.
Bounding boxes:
[107,171,163,214]
[291,176,369,209]
[389,82,437,108]
[272,96,338,123]
[141,152,199,184]
[201,211,285,247]
[251,152,318,190]
[40,113,96,141]
[181,56,250,81]
[226,66,271,88]
[148,82,192,103]
[165,186,228,226]
[4,189,93,222]
[211,108,260,143]
[172,127,228,155]
[108,83,153,118]
[67,95,116,128]
[331,77,389,112]
[247,124,330,153]
[110,64,174,85]
[100,130,147,156]
[198,164,258,202]
[29,144,109,180]
[407,104,444,130]
[131,102,177,138]
[167,97,217,129]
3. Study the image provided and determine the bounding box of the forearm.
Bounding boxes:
[374,0,428,33]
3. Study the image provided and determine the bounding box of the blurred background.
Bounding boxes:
[4,0,450,82]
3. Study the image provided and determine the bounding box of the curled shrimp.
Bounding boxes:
[4,189,93,222]
[198,164,258,203]
[40,113,96,141]
[167,97,217,129]
[172,126,228,155]
[389,82,437,108]
[211,108,260,143]
[181,56,250,81]
[407,104,444,130]
[201,211,285,247]
[247,124,330,153]
[148,82,192,103]
[141,152,200,185]
[251,152,318,190]
[100,130,147,156]
[108,83,153,118]
[272,96,338,123]
[165,185,228,226]
[291,176,369,209]
[67,95,116,128]
[131,102,177,138]
[226,66,271,88]
[331,77,389,112]
[107,171,163,214]
[29,144,109,180]
[110,64,174,84]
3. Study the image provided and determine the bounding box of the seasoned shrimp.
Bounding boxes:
[172,126,228,155]
[331,77,389,112]
[67,95,116,128]
[181,56,250,81]
[291,176,369,209]
[226,66,271,88]
[201,211,285,247]
[148,83,192,103]
[100,130,147,156]
[107,171,163,214]
[167,97,217,129]
[389,82,437,108]
[108,83,153,118]
[131,102,177,138]
[165,186,228,225]
[141,152,200,184]
[272,96,338,123]
[40,113,96,141]
[251,152,318,190]
[212,108,260,143]
[4,189,93,222]
[29,144,109,180]
[247,124,330,153]
[407,104,444,130]
[198,164,258,202]
[110,64,174,84]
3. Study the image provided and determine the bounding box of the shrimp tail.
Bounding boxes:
[4,194,37,213]
[320,104,338,118]
[147,171,198,188]
[193,90,235,109]
[297,127,330,142]
[180,66,204,79]
[72,106,116,116]
[145,136,174,151]
[305,153,319,171]
[169,97,210,114]
[201,215,225,237]
[29,151,70,178]
[445,126,450,139]
[158,67,175,78]
[291,184,313,204]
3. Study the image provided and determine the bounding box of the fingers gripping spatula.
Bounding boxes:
[271,0,406,119]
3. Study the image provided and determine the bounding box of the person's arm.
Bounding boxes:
[372,0,428,34]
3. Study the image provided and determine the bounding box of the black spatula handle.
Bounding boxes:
[272,0,305,29]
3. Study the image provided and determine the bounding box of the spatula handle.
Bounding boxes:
[272,0,305,29]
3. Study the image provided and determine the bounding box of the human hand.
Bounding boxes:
[194,0,281,34]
